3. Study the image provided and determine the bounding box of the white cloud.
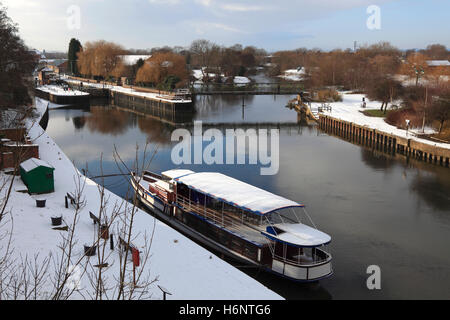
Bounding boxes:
[191,21,245,35]
[220,3,269,12]
[195,0,212,7]
[148,0,180,4]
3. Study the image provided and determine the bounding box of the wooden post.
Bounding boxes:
[110,234,114,251]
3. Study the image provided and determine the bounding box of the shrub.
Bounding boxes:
[385,108,421,129]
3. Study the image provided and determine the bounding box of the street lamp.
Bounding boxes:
[413,64,424,86]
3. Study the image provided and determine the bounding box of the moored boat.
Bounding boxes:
[131,169,333,282]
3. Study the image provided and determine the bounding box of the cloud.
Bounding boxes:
[190,21,245,35]
[148,0,180,4]
[220,3,269,12]
[195,0,212,7]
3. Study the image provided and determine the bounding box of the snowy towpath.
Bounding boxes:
[0,98,282,300]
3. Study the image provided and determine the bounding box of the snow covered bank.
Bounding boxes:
[0,98,282,300]
[315,93,450,150]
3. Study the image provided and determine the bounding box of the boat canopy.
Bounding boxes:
[162,169,195,180]
[264,223,331,247]
[174,172,304,215]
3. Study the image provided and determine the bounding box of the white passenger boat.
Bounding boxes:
[131,169,333,282]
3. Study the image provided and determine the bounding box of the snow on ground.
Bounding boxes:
[0,98,282,300]
[278,68,306,82]
[37,85,89,97]
[192,69,251,86]
[315,92,450,150]
[233,76,251,84]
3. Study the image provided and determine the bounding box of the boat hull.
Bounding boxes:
[131,175,333,282]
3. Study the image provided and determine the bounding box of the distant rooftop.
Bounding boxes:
[426,60,450,67]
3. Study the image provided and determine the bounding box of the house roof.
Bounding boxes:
[20,158,54,173]
[426,60,450,67]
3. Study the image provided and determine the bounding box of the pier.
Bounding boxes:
[319,115,450,168]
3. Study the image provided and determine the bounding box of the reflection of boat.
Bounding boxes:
[131,169,333,282]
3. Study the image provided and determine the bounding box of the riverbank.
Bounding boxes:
[315,93,450,167]
[0,98,282,300]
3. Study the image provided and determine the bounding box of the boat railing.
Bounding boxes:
[176,194,246,230]
[177,195,260,233]
[143,171,163,180]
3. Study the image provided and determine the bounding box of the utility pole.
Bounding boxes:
[422,86,428,133]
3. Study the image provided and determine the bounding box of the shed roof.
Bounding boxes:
[20,158,54,173]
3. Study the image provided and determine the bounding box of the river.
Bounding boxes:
[45,94,450,300]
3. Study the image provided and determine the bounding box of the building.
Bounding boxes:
[45,59,69,75]
[37,67,54,85]
[20,158,55,194]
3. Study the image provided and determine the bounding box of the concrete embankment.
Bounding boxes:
[35,87,90,105]
[319,115,450,168]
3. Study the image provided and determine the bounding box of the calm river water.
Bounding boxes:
[45,94,450,300]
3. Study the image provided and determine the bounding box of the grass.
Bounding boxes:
[361,109,389,117]
[431,125,450,143]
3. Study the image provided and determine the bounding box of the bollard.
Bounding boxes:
[110,234,114,251]
[65,196,68,208]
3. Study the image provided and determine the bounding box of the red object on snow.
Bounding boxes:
[132,248,140,267]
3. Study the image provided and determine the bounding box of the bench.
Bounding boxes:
[66,192,80,210]
[89,211,100,225]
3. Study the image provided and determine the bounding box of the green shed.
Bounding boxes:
[20,158,55,194]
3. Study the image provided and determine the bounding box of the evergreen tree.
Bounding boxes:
[68,38,82,75]
[0,5,36,108]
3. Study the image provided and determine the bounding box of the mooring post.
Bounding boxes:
[110,234,114,251]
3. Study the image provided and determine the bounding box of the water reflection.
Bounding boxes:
[45,95,450,300]
[410,172,450,212]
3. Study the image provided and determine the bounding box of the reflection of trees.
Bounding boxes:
[410,172,450,211]
[86,107,131,136]
[194,95,255,115]
[72,116,86,130]
[137,117,174,146]
[360,148,396,171]
[361,147,450,212]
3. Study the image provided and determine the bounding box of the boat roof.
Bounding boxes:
[174,172,303,215]
[162,169,195,180]
[270,223,331,247]
[20,158,54,173]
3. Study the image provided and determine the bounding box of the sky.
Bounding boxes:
[2,0,449,52]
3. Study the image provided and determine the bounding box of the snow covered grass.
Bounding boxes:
[0,98,282,300]
[316,92,450,150]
